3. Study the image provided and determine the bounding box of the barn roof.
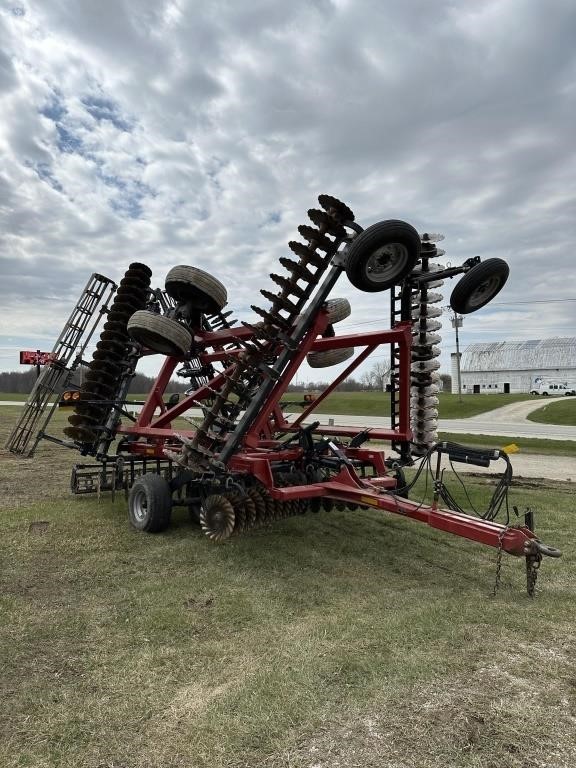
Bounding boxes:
[462,337,576,371]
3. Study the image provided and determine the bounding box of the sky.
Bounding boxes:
[1,0,575,385]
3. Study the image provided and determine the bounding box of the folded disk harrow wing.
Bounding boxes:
[7,195,560,594]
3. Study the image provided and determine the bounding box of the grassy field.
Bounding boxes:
[527,398,576,426]
[280,392,536,419]
[438,432,576,458]
[2,399,575,460]
[1,391,538,419]
[0,391,145,402]
[1,409,575,767]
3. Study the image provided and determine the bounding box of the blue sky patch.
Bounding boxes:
[81,96,133,132]
[39,93,67,123]
[108,180,155,220]
[56,124,83,154]
[26,161,63,193]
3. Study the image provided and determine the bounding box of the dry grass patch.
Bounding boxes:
[0,405,574,768]
[265,644,576,768]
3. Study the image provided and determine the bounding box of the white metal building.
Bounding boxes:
[452,337,576,394]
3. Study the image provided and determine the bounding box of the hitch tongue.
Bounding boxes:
[524,539,562,558]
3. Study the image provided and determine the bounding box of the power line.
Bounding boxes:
[491,298,576,306]
[339,297,576,331]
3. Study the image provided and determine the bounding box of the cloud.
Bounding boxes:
[0,0,575,381]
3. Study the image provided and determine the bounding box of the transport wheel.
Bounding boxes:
[200,494,235,542]
[450,258,509,314]
[345,220,421,292]
[324,298,351,324]
[165,265,227,312]
[127,311,192,356]
[307,347,355,368]
[128,474,172,533]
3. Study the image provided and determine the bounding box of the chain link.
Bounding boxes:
[492,526,508,597]
[526,550,542,597]
[493,526,544,597]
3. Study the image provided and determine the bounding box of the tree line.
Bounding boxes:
[0,366,452,396]
[0,368,190,395]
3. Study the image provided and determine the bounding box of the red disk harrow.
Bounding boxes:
[7,195,561,594]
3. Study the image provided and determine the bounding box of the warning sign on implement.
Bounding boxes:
[19,351,54,365]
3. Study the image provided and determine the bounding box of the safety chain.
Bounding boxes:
[526,549,542,598]
[492,525,509,597]
[493,526,545,598]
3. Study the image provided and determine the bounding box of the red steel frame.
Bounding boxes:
[116,309,540,557]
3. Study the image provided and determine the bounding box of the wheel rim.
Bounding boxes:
[131,489,148,523]
[466,276,502,310]
[364,243,410,283]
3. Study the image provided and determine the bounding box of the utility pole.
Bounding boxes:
[450,311,464,402]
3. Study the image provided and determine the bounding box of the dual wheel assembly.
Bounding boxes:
[127,222,508,360]
[344,219,509,312]
[128,266,228,356]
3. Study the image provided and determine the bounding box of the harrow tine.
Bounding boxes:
[269,273,307,298]
[307,208,346,238]
[251,305,291,330]
[317,194,355,222]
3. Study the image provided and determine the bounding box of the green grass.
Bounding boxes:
[1,468,575,767]
[1,391,537,419]
[0,391,37,401]
[282,391,536,419]
[0,391,145,402]
[1,407,575,767]
[527,398,576,426]
[3,391,574,464]
[438,431,576,458]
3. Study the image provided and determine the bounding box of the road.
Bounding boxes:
[281,399,576,481]
[3,399,575,481]
[280,411,576,442]
[3,399,575,441]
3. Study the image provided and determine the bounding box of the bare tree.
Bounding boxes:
[365,361,391,391]
[360,370,374,390]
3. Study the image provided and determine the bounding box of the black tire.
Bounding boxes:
[127,311,192,356]
[165,265,227,312]
[324,297,351,324]
[307,347,355,368]
[128,474,172,533]
[450,258,509,314]
[345,220,421,292]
